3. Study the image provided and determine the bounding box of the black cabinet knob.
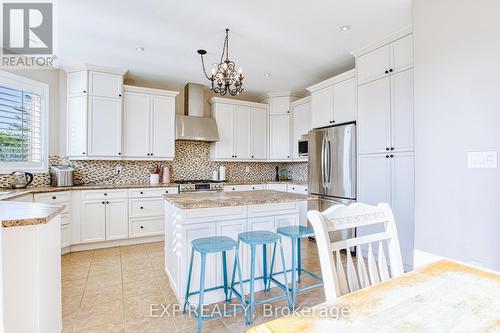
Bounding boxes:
[389,69,393,72]
[119,94,122,97]
[104,193,107,196]
[140,191,143,194]
[106,201,109,204]
[83,90,87,93]
[386,155,390,158]
[232,188,235,191]
[386,147,390,151]
[385,70,389,74]
[82,152,86,155]
[287,156,290,158]
[140,226,144,229]
[140,206,144,209]
[390,147,395,151]
[118,152,121,155]
[52,196,56,199]
[251,156,254,158]
[165,190,169,193]
[102,201,105,204]
[252,187,255,190]
[390,154,394,158]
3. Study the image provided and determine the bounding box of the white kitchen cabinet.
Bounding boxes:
[333,77,357,124]
[82,200,107,243]
[269,96,291,115]
[123,86,178,159]
[356,33,413,85]
[67,95,88,157]
[358,69,414,154]
[310,86,333,129]
[250,107,267,160]
[357,152,414,269]
[266,183,288,192]
[66,66,127,159]
[210,98,268,161]
[358,77,391,154]
[269,114,291,160]
[106,199,128,240]
[291,97,311,160]
[87,96,122,157]
[88,71,123,98]
[307,70,356,129]
[234,105,251,159]
[287,184,308,194]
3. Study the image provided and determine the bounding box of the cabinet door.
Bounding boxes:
[67,95,88,157]
[123,92,150,158]
[233,105,251,159]
[106,199,128,240]
[151,96,175,158]
[390,152,415,269]
[269,114,291,160]
[212,104,234,159]
[310,86,333,129]
[357,44,391,85]
[333,77,356,124]
[358,77,391,154]
[269,96,290,115]
[88,96,122,157]
[88,71,123,98]
[82,201,106,243]
[67,71,87,97]
[391,34,413,73]
[292,101,311,159]
[250,107,267,160]
[391,69,414,152]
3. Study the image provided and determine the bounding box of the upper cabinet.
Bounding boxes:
[210,98,268,161]
[307,69,357,129]
[123,85,178,160]
[355,34,413,86]
[291,97,311,160]
[66,66,126,159]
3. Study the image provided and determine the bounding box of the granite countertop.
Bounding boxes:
[0,201,66,227]
[163,190,315,209]
[0,183,179,201]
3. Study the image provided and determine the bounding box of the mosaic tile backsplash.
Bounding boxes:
[0,141,307,187]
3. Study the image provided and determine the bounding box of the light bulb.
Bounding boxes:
[211,67,216,75]
[238,68,243,74]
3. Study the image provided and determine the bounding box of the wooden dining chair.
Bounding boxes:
[307,203,404,303]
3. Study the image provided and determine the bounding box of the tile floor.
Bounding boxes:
[61,240,325,333]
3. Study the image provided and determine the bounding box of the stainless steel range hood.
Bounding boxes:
[175,83,219,142]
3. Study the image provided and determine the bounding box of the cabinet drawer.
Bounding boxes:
[287,184,308,194]
[82,189,127,200]
[248,202,299,217]
[60,212,71,226]
[61,224,71,248]
[223,184,265,192]
[129,198,164,218]
[129,218,164,238]
[34,191,71,204]
[266,183,288,192]
[128,187,178,198]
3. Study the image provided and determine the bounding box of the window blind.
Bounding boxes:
[0,85,42,163]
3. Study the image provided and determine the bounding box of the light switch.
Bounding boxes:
[467,151,497,169]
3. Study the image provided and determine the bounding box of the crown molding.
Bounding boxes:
[350,25,413,58]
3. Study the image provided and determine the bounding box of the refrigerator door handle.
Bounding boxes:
[321,135,327,188]
[326,136,332,186]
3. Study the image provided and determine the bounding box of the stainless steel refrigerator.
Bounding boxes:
[308,123,356,235]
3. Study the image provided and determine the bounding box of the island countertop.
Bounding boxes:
[163,190,315,209]
[0,201,65,227]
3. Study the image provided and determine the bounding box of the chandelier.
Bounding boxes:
[197,29,244,96]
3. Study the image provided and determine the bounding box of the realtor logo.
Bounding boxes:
[2,3,53,54]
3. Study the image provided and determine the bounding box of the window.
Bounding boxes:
[0,71,49,173]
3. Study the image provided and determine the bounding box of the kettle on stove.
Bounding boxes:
[10,171,34,189]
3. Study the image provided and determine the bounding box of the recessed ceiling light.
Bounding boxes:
[339,25,351,31]
[264,73,271,78]
[135,47,144,51]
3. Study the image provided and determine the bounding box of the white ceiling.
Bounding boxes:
[57,0,412,95]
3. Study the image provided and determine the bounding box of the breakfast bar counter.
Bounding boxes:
[163,190,313,304]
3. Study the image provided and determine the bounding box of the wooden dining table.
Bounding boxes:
[248,260,500,332]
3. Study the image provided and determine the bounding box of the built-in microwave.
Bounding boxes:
[298,136,308,157]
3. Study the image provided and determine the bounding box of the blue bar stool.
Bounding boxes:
[230,231,292,326]
[276,226,323,309]
[183,236,246,333]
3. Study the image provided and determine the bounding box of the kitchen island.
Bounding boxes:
[163,190,315,304]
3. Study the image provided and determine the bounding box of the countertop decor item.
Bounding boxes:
[162,165,171,184]
[10,171,34,189]
[197,28,244,96]
[149,164,160,184]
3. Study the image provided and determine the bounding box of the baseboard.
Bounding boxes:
[61,246,71,255]
[413,249,446,269]
[68,235,164,252]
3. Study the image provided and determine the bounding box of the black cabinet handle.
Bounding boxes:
[287,155,290,158]
[389,69,393,72]
[386,147,390,151]
[83,90,87,93]
[232,188,235,191]
[102,201,105,204]
[165,190,169,193]
[390,147,395,151]
[140,226,144,229]
[118,152,121,155]
[106,201,109,204]
[118,94,122,97]
[252,187,255,190]
[140,191,143,194]
[104,193,107,196]
[140,206,144,209]
[386,155,390,158]
[52,196,56,199]
[385,70,389,74]
[82,152,86,155]
[390,154,394,158]
[251,155,254,158]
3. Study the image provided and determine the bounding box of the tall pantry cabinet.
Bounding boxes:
[353,31,415,270]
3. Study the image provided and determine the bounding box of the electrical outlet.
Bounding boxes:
[115,164,123,174]
[467,151,497,168]
[245,166,250,173]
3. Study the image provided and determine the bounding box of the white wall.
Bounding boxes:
[414,0,500,271]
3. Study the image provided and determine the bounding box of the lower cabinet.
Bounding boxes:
[223,184,266,191]
[81,200,108,242]
[266,183,288,192]
[106,199,129,240]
